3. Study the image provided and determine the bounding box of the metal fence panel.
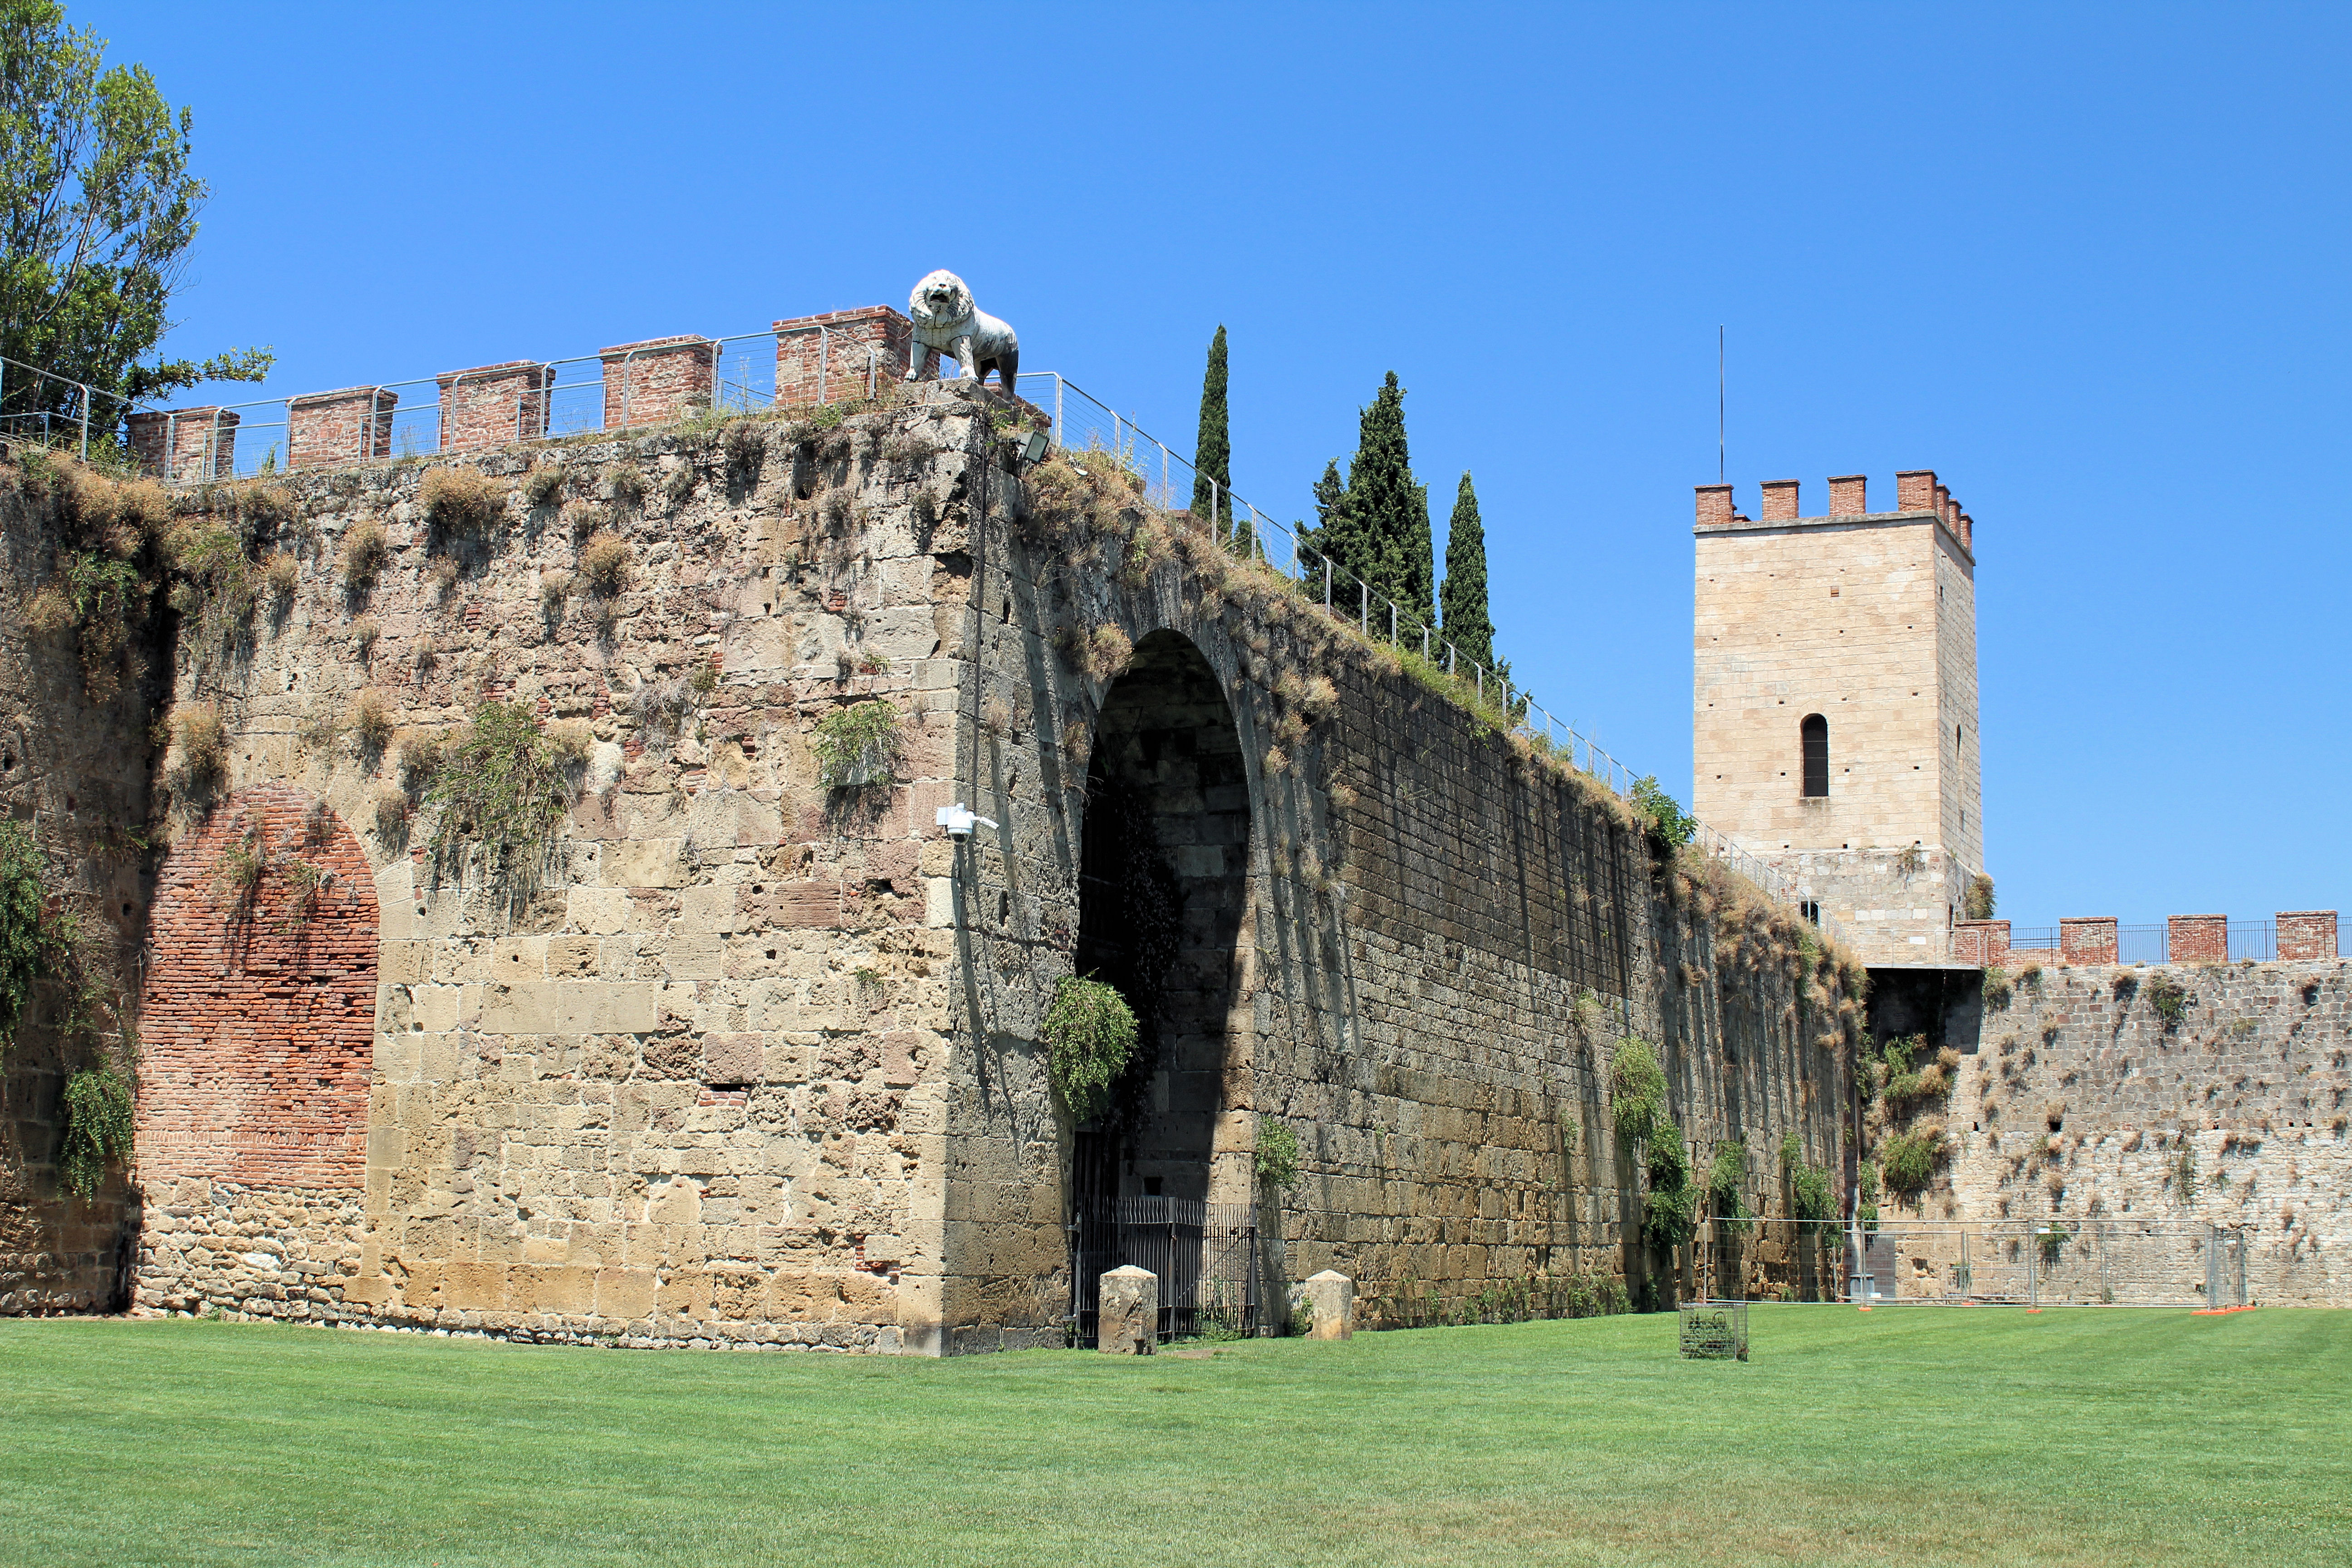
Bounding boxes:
[1067,1196,1260,1345]
[1714,1218,2272,1307]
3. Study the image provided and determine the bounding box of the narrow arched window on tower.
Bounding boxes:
[1800,714,1829,798]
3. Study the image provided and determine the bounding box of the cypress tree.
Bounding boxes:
[1341,372,1434,628]
[1439,471,1495,670]
[1190,326,1239,550]
[1298,458,1353,591]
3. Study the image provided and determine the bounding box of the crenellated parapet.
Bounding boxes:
[1695,468,1975,555]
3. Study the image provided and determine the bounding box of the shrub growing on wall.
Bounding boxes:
[1255,1118,1302,1192]
[578,530,633,596]
[420,468,501,536]
[1641,1132,1698,1250]
[0,819,61,1052]
[422,700,578,879]
[1630,775,1697,855]
[1782,1132,1839,1235]
[813,700,903,789]
[1706,1140,1752,1235]
[1609,1038,1668,1148]
[1881,1128,1945,1194]
[24,549,147,702]
[1041,973,1137,1124]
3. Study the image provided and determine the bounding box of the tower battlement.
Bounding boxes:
[1692,465,1984,965]
[1695,470,1975,554]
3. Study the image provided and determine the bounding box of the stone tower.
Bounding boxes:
[1692,469,1984,964]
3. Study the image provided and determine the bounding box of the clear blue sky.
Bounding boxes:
[109,2,2349,931]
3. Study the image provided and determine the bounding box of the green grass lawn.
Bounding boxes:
[2,1307,2345,1567]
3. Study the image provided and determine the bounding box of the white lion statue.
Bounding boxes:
[906,270,1019,393]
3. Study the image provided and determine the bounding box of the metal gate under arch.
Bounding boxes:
[1068,1196,1262,1345]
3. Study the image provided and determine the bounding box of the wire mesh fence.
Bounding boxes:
[1709,1218,2259,1307]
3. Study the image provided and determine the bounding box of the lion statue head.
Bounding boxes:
[909,270,975,334]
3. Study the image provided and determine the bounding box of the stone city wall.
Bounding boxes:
[5,380,1863,1345]
[1883,957,2351,1303]
[937,443,1864,1343]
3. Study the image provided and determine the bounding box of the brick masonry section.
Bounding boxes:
[2060,917,2118,965]
[437,362,552,452]
[289,387,396,469]
[2278,911,2338,961]
[1951,919,2009,966]
[601,337,716,430]
[127,407,239,480]
[2169,913,2227,965]
[774,307,936,407]
[137,785,379,1190]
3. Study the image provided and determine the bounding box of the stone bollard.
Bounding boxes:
[1098,1265,1157,1355]
[1302,1270,1355,1339]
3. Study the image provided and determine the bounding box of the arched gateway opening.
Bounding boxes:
[1068,630,1255,1337]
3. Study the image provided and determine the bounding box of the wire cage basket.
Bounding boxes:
[1678,1299,1749,1360]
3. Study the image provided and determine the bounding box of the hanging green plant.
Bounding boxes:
[60,1063,135,1200]
[1609,1037,1667,1148]
[1042,973,1137,1123]
[1642,1177,1699,1250]
[0,820,52,1053]
[1707,1139,1753,1235]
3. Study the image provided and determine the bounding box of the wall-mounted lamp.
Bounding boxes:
[1016,427,1050,466]
[935,802,998,839]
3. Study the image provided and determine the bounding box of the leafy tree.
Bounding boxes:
[0,1,270,431]
[1191,325,1246,550]
[1438,470,1494,670]
[1630,775,1698,854]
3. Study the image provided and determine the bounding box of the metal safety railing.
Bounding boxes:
[0,353,149,462]
[23,333,1837,942]
[1017,368,1852,947]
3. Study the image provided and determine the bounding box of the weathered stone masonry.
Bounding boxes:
[2,369,1863,1345]
[0,467,166,1316]
[1930,960,2352,1303]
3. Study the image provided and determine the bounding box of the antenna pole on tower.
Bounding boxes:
[1718,325,1725,484]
